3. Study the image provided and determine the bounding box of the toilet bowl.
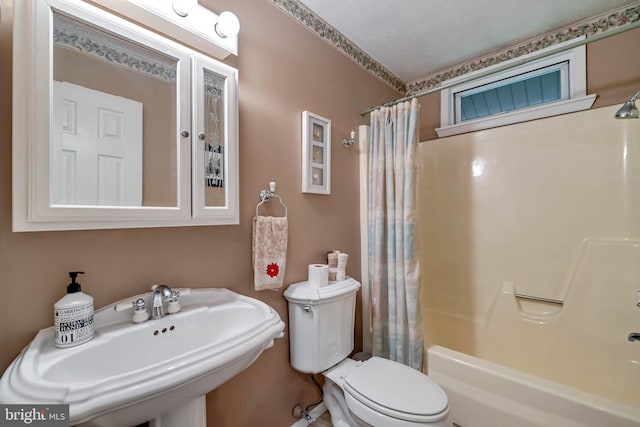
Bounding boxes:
[284,278,449,427]
[323,357,449,427]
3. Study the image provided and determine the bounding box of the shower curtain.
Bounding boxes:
[368,98,422,370]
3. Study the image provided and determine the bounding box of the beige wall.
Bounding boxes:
[0,1,400,426]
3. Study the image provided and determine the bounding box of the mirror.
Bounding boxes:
[52,11,178,207]
[13,0,238,231]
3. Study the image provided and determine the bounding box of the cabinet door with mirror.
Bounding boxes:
[13,0,239,231]
[192,55,238,221]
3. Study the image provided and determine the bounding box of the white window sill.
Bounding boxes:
[436,94,597,138]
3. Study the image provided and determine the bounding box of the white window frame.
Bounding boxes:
[437,37,596,138]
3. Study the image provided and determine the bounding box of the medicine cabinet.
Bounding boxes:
[13,0,239,231]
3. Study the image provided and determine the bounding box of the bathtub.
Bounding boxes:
[427,345,640,427]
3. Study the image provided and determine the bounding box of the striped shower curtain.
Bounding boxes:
[368,98,422,370]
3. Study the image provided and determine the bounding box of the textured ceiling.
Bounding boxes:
[297,0,639,84]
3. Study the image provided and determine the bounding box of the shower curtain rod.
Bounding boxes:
[361,19,640,116]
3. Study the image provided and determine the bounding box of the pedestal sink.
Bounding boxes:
[0,288,285,426]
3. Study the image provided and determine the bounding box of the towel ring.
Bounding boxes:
[256,181,288,217]
[256,195,287,217]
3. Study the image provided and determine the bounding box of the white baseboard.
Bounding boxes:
[290,402,328,427]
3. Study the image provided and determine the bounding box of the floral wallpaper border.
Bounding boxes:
[269,0,640,96]
[267,0,407,93]
[407,2,640,95]
[54,14,176,82]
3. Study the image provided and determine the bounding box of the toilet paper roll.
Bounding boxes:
[308,264,329,288]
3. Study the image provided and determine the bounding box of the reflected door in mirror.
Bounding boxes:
[52,81,143,206]
[53,11,178,208]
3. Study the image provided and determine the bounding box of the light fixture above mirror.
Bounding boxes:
[215,11,240,39]
[91,0,239,59]
[171,0,198,17]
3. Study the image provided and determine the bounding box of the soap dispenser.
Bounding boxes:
[54,271,95,348]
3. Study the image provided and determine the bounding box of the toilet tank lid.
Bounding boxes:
[284,277,360,303]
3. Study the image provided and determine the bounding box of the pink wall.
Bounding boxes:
[0,1,400,425]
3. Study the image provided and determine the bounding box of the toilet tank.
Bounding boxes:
[284,278,361,374]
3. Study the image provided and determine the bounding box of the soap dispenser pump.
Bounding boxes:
[54,271,95,348]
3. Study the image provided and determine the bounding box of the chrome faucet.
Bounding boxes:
[151,284,174,320]
[629,333,640,342]
[114,285,190,323]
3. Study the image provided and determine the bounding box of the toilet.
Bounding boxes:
[284,278,449,427]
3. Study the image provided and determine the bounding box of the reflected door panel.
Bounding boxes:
[53,9,179,208]
[52,81,143,206]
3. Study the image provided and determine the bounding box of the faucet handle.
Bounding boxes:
[171,288,192,298]
[132,298,149,323]
[115,298,140,312]
[115,298,149,323]
[165,288,191,314]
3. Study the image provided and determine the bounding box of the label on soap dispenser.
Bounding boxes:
[54,302,94,348]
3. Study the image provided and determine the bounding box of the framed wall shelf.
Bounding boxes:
[301,111,331,195]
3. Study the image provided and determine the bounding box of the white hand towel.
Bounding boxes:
[252,216,288,291]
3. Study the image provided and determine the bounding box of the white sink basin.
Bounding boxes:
[0,288,285,426]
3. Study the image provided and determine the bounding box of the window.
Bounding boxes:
[437,39,596,138]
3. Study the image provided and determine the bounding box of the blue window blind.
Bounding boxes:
[456,62,566,123]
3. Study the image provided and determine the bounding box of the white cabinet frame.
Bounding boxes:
[13,0,239,231]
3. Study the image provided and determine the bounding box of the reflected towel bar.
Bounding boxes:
[514,293,564,305]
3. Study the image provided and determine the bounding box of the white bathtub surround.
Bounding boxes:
[427,346,640,427]
[358,125,372,353]
[368,98,423,370]
[476,239,640,406]
[420,105,640,407]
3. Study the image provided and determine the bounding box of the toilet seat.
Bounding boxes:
[342,357,449,423]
